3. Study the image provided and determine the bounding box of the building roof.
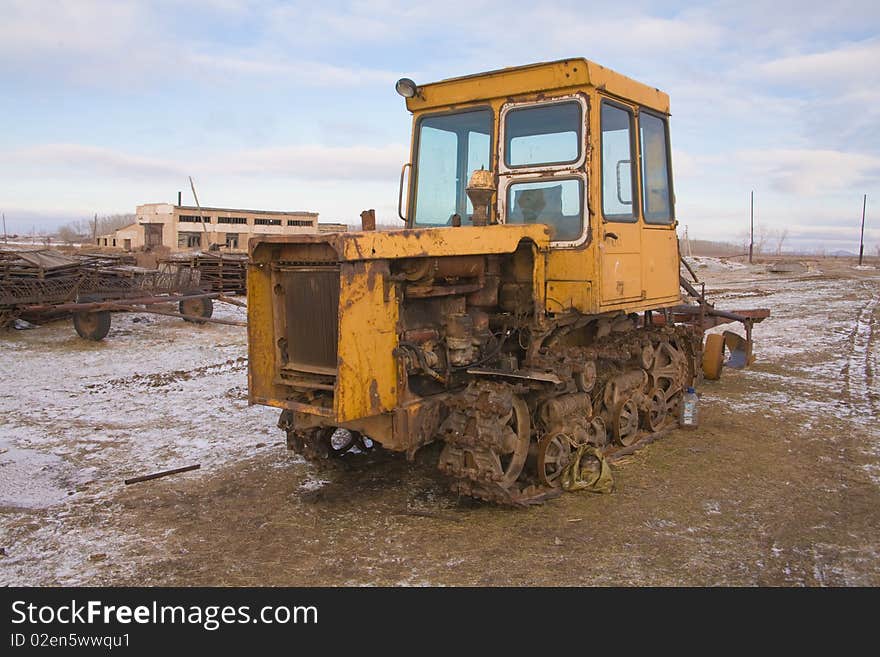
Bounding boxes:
[138,203,318,217]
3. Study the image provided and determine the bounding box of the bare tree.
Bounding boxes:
[753,224,769,255]
[56,225,81,245]
[774,228,789,255]
[54,213,136,243]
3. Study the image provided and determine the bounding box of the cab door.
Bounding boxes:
[637,109,680,302]
[597,99,642,307]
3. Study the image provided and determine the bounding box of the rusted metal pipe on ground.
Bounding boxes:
[124,464,200,485]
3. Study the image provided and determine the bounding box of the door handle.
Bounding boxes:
[604,232,619,240]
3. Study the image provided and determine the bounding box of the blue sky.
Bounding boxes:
[1,0,878,252]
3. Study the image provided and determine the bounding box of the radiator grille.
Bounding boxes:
[282,266,340,373]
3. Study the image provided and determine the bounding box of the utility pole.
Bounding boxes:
[189,176,210,249]
[93,213,98,244]
[749,190,754,264]
[2,212,6,244]
[858,194,867,266]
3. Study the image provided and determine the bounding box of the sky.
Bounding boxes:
[0,0,878,253]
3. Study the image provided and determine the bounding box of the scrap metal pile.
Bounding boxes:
[160,251,248,294]
[0,247,201,327]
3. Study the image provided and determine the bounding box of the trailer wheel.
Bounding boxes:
[73,310,111,341]
[179,296,213,323]
[702,333,725,380]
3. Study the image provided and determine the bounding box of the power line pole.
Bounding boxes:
[858,194,867,266]
[2,212,6,244]
[749,190,754,264]
[93,213,98,244]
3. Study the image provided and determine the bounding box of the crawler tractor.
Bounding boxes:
[247,58,768,504]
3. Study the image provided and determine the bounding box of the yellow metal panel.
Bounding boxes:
[408,60,591,110]
[336,224,551,261]
[253,224,551,262]
[600,251,643,303]
[335,260,399,422]
[406,58,669,114]
[641,227,681,301]
[598,222,643,305]
[246,259,286,408]
[546,280,593,314]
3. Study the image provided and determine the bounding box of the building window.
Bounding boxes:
[112,238,116,247]
[254,218,282,226]
[217,216,247,224]
[287,219,313,226]
[225,233,239,249]
[179,214,211,223]
[178,232,202,248]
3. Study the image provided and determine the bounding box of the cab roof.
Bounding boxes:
[405,58,670,114]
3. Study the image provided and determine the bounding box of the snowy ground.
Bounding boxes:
[1,257,879,586]
[0,301,282,584]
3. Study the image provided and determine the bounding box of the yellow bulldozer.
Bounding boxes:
[247,58,768,504]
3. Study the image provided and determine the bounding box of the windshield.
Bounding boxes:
[412,108,492,226]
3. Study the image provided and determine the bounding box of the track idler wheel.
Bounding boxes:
[499,396,531,487]
[612,398,640,446]
[641,387,668,432]
[536,432,574,488]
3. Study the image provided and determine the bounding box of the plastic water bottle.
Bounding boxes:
[680,387,699,429]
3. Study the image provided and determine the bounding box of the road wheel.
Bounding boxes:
[612,398,640,446]
[536,431,573,488]
[179,296,213,323]
[702,333,725,380]
[73,310,111,341]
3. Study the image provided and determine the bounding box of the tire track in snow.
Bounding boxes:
[842,284,878,417]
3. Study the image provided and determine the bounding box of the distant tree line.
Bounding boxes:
[55,214,136,244]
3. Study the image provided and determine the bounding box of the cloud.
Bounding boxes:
[2,141,407,183]
[758,38,880,90]
[185,52,398,86]
[737,148,880,195]
[218,143,407,179]
[6,144,184,179]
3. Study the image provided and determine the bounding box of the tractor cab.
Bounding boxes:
[396,58,681,312]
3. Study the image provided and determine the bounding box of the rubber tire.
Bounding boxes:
[179,296,213,323]
[73,310,111,341]
[702,333,725,380]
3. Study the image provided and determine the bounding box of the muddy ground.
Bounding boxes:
[1,257,878,586]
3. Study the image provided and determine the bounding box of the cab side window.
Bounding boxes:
[600,102,636,222]
[639,112,673,224]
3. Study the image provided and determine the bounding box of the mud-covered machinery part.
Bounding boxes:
[536,431,573,487]
[585,417,607,447]
[180,294,214,323]
[702,333,725,380]
[437,383,534,503]
[641,387,668,432]
[323,428,371,457]
[498,395,532,486]
[73,310,111,341]
[649,337,690,413]
[612,398,640,446]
